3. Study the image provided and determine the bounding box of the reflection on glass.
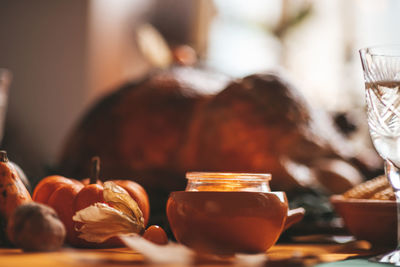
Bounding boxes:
[0,69,11,145]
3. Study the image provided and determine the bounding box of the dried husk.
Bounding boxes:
[72,181,144,243]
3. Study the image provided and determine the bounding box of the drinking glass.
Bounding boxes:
[360,45,400,264]
[0,69,11,144]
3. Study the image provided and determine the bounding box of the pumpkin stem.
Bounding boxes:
[0,151,8,162]
[90,156,100,184]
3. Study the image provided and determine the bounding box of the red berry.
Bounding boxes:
[142,225,168,245]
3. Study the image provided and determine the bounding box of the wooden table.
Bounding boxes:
[0,239,387,267]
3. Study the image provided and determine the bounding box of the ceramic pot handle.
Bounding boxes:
[283,207,305,231]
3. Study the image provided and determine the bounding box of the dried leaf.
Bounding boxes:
[120,234,194,265]
[119,234,268,266]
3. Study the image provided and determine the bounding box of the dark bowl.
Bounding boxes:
[330,195,396,247]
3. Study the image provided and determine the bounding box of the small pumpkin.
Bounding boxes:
[32,157,149,247]
[78,158,150,226]
[33,175,83,245]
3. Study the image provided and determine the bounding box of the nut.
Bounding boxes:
[7,202,65,251]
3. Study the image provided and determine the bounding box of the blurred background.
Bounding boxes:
[0,0,399,184]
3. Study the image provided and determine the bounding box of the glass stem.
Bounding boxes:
[385,160,400,249]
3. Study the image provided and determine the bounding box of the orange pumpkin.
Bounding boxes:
[48,182,84,245]
[32,175,82,204]
[32,157,149,247]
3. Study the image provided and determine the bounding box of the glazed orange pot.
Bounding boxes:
[166,172,304,254]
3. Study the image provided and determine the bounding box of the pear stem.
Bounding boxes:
[0,151,8,163]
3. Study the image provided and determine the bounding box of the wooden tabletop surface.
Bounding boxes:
[0,238,385,267]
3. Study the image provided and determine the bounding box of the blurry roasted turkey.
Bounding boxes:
[58,66,380,225]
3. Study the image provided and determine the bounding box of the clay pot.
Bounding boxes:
[166,172,304,254]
